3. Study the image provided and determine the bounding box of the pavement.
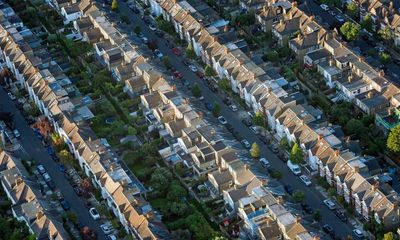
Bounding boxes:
[115,1,355,238]
[0,87,107,240]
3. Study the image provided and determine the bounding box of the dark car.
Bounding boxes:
[232,131,242,141]
[323,224,335,237]
[223,98,232,105]
[284,184,294,195]
[301,203,314,214]
[225,124,234,133]
[241,118,252,127]
[60,200,70,211]
[205,102,213,111]
[74,187,83,196]
[155,30,164,37]
[335,209,348,222]
[182,60,191,66]
[47,181,56,190]
[258,135,269,144]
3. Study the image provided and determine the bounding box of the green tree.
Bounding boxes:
[250,142,261,158]
[191,83,202,98]
[212,102,221,116]
[167,183,187,200]
[346,2,358,19]
[345,119,364,136]
[383,232,394,240]
[163,56,171,69]
[150,167,173,193]
[134,26,141,35]
[290,142,304,164]
[378,27,393,42]
[111,0,118,11]
[340,22,360,41]
[313,209,321,222]
[58,149,74,166]
[186,44,196,59]
[361,14,373,32]
[205,65,216,77]
[270,169,282,179]
[170,202,188,217]
[387,125,400,153]
[252,111,265,127]
[293,190,305,202]
[218,78,230,91]
[328,187,336,197]
[264,50,279,62]
[321,0,341,7]
[127,126,137,135]
[380,52,391,64]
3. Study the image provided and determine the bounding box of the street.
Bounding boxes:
[0,87,107,240]
[117,1,355,238]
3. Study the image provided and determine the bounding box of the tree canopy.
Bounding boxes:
[250,142,261,158]
[253,111,265,127]
[150,167,173,193]
[387,125,400,153]
[111,0,118,11]
[340,22,360,41]
[290,142,304,164]
[346,2,358,19]
[361,14,373,32]
[191,83,202,98]
[186,44,196,59]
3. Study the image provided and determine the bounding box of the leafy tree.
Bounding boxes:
[264,50,279,62]
[32,118,53,138]
[279,138,290,150]
[361,14,373,32]
[270,169,282,179]
[383,232,394,240]
[378,27,393,42]
[186,44,196,59]
[345,119,364,136]
[346,2,358,19]
[313,209,321,222]
[218,78,230,91]
[293,190,305,202]
[111,0,118,11]
[127,126,137,135]
[321,0,341,7]
[235,11,255,26]
[134,26,141,35]
[81,226,97,240]
[205,65,216,77]
[191,83,202,98]
[252,111,265,127]
[340,22,360,41]
[212,102,221,117]
[120,14,130,24]
[58,149,74,166]
[380,52,391,64]
[67,211,78,224]
[328,187,336,197]
[250,142,261,158]
[170,202,188,217]
[387,125,400,153]
[80,178,93,199]
[290,142,304,164]
[167,183,187,200]
[150,167,173,193]
[163,56,171,69]
[171,229,192,240]
[147,39,158,51]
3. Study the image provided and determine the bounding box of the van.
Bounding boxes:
[287,160,301,175]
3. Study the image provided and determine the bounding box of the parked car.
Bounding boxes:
[218,116,227,125]
[320,4,329,10]
[188,65,198,72]
[60,200,70,211]
[58,164,66,173]
[196,71,205,78]
[173,71,183,79]
[229,104,238,112]
[299,175,312,186]
[204,102,213,111]
[100,224,114,235]
[223,98,232,105]
[232,131,242,141]
[301,203,314,214]
[47,181,56,190]
[249,126,260,135]
[7,92,16,100]
[42,173,51,182]
[155,31,164,37]
[258,135,269,144]
[323,199,336,210]
[352,229,365,240]
[335,209,348,222]
[36,165,46,175]
[13,129,20,138]
[182,79,190,88]
[172,47,181,56]
[241,139,251,149]
[141,37,148,43]
[335,14,345,22]
[241,118,252,127]
[73,187,83,196]
[323,224,335,237]
[271,144,279,153]
[260,158,270,168]
[182,60,191,66]
[225,124,234,133]
[89,207,100,220]
[148,24,157,31]
[287,160,301,175]
[284,184,294,195]
[154,49,163,58]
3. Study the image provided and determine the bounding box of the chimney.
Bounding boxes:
[329,59,334,67]
[266,217,272,226]
[263,5,267,12]
[353,166,360,173]
[379,70,385,77]
[295,215,301,224]
[277,196,284,205]
[367,91,373,99]
[15,177,23,187]
[224,25,229,32]
[313,236,321,240]
[244,164,250,170]
[280,19,284,26]
[318,134,323,141]
[225,47,229,54]
[372,181,379,191]
[36,210,44,219]
[334,149,340,157]
[388,108,394,116]
[292,1,297,7]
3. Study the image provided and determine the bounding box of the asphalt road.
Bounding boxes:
[0,87,107,240]
[116,1,355,238]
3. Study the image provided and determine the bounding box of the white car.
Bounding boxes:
[241,139,251,149]
[218,116,227,125]
[287,160,301,175]
[42,173,51,182]
[188,65,198,72]
[154,49,163,58]
[323,199,337,210]
[100,224,114,235]
[229,104,238,112]
[249,126,260,135]
[36,164,46,175]
[89,207,100,220]
[335,14,345,22]
[13,129,20,138]
[299,175,312,186]
[141,37,148,44]
[320,4,329,10]
[260,158,270,168]
[107,235,117,240]
[148,24,157,31]
[352,229,364,239]
[7,92,16,100]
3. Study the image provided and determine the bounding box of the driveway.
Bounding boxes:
[116,1,355,238]
[0,87,107,240]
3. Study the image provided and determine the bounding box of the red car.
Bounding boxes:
[196,71,205,79]
[173,71,183,79]
[172,47,181,56]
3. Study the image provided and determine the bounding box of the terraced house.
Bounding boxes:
[0,3,170,239]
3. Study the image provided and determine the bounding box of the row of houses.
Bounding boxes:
[71,1,322,239]
[0,150,70,240]
[256,0,400,133]
[144,0,400,232]
[0,2,171,239]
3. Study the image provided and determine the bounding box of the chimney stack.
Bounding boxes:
[318,134,323,141]
[379,70,385,77]
[295,215,301,224]
[348,74,353,83]
[367,91,373,99]
[353,165,360,173]
[277,196,284,205]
